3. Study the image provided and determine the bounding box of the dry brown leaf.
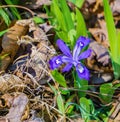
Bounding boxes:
[24,119,44,122]
[93,0,102,12]
[10,21,56,82]
[87,41,112,72]
[112,0,120,15]
[108,96,120,122]
[0,118,9,122]
[23,110,45,122]
[22,0,51,9]
[0,74,24,92]
[86,41,113,84]
[114,112,120,122]
[85,0,96,4]
[89,19,109,48]
[0,19,31,71]
[1,94,14,108]
[4,93,29,122]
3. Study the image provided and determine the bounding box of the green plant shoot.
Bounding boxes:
[103,0,120,79]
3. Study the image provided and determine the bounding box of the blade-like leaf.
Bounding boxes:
[76,8,87,38]
[33,17,44,24]
[60,0,74,31]
[103,0,118,59]
[48,83,65,115]
[0,29,8,37]
[103,0,120,79]
[75,73,88,97]
[68,0,85,8]
[0,8,11,25]
[117,30,120,56]
[51,70,67,87]
[57,31,68,43]
[57,92,65,114]
[79,97,95,120]
[52,0,67,31]
[5,0,21,19]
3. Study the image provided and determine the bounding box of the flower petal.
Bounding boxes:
[78,49,92,60]
[73,40,82,61]
[62,63,73,72]
[76,64,89,80]
[77,36,91,49]
[57,39,72,57]
[49,55,73,70]
[49,55,63,70]
[61,56,73,63]
[73,36,91,61]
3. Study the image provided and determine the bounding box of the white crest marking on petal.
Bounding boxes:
[56,59,61,64]
[80,42,84,47]
[77,64,84,73]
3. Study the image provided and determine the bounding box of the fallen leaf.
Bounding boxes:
[0,19,30,71]
[87,41,112,72]
[5,93,29,122]
[0,74,25,92]
[1,94,14,108]
[9,21,56,82]
[112,0,120,15]
[89,19,109,48]
[21,0,51,9]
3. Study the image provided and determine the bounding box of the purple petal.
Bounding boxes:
[49,55,73,70]
[73,40,82,61]
[78,49,92,60]
[57,39,72,57]
[61,56,73,63]
[77,36,91,49]
[49,55,63,70]
[62,63,73,72]
[73,36,91,61]
[76,63,89,80]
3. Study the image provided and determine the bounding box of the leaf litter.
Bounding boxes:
[0,0,120,122]
[0,19,60,121]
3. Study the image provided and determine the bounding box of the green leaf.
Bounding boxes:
[57,31,68,43]
[65,102,74,115]
[48,82,57,94]
[48,83,65,115]
[57,92,65,114]
[76,8,87,38]
[52,0,67,31]
[117,30,120,56]
[65,94,76,115]
[0,29,8,37]
[113,82,120,89]
[68,29,76,46]
[75,73,88,97]
[60,88,70,95]
[76,0,85,8]
[51,70,67,87]
[5,0,21,19]
[112,61,120,79]
[0,8,11,25]
[103,0,118,60]
[100,83,114,104]
[68,0,85,8]
[33,17,44,24]
[79,97,95,120]
[103,0,120,79]
[60,0,74,31]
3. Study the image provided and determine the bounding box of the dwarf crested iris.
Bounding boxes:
[49,36,92,80]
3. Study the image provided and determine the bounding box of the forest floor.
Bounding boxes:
[0,0,120,122]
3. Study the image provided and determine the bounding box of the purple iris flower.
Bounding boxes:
[49,36,92,80]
